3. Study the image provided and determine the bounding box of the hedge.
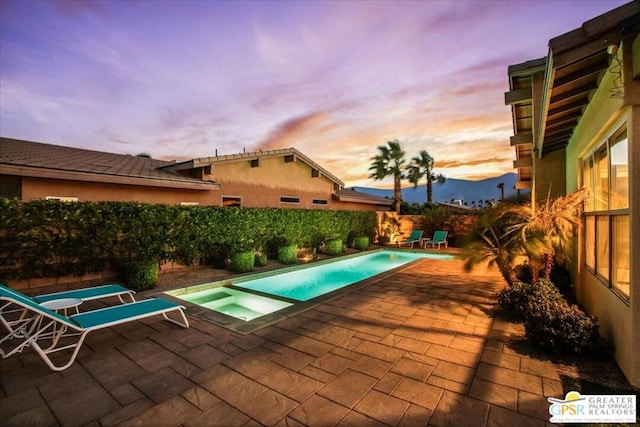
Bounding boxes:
[0,199,377,281]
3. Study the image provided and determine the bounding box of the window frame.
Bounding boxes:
[581,122,629,302]
[222,196,242,207]
[280,196,300,204]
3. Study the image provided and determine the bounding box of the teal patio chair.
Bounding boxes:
[424,230,449,249]
[397,230,424,248]
[32,283,136,305]
[0,284,189,371]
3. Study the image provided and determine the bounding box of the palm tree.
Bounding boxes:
[368,140,406,213]
[463,188,589,286]
[462,206,523,286]
[497,182,505,201]
[406,150,446,203]
[501,188,589,283]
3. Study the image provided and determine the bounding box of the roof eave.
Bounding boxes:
[0,164,220,191]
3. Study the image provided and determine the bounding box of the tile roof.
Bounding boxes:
[0,137,217,187]
[335,188,393,206]
[160,147,346,188]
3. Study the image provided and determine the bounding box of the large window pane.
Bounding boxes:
[610,130,628,210]
[583,157,595,212]
[612,216,630,298]
[585,216,595,269]
[596,216,609,280]
[595,147,609,210]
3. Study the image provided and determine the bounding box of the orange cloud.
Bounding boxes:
[257,111,328,150]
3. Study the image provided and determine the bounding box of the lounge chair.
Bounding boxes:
[0,283,137,321]
[397,230,424,248]
[424,230,448,249]
[33,283,136,306]
[0,284,189,371]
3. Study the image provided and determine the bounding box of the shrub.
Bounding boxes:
[498,279,603,355]
[229,251,255,273]
[497,279,563,320]
[278,245,298,264]
[353,236,369,250]
[524,297,601,354]
[118,260,159,292]
[550,265,572,294]
[377,235,390,245]
[267,236,290,259]
[325,239,343,255]
[203,244,231,269]
[254,251,268,267]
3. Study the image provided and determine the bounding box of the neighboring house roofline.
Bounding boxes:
[0,164,218,191]
[436,201,474,211]
[0,137,220,191]
[158,147,346,188]
[1,138,391,208]
[334,188,393,206]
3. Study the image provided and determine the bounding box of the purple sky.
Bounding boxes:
[0,0,628,187]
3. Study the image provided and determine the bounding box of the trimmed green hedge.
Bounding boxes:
[0,199,377,281]
[117,260,159,292]
[278,245,298,264]
[324,239,343,255]
[229,251,255,273]
[353,236,369,250]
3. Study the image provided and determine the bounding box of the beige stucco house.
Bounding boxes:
[0,138,390,211]
[157,148,391,211]
[505,2,639,387]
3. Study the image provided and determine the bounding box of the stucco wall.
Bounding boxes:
[532,150,565,203]
[21,177,219,205]
[208,156,383,211]
[210,156,335,193]
[563,47,639,386]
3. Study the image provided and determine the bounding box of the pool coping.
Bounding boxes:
[153,248,457,334]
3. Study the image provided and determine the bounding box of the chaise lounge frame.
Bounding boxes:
[0,284,189,371]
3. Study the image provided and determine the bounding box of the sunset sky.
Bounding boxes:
[0,0,628,188]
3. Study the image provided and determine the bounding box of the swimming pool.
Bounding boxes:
[239,250,452,301]
[165,249,453,325]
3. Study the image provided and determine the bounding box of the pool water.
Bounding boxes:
[169,287,293,321]
[166,250,453,323]
[236,250,452,301]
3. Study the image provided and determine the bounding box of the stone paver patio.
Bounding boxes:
[1,256,562,426]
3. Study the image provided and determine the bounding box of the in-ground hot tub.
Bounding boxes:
[167,286,292,322]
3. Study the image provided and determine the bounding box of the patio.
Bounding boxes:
[1,256,562,426]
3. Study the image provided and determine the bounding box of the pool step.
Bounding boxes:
[190,291,233,305]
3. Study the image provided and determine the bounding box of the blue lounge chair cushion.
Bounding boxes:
[33,284,135,304]
[70,298,183,329]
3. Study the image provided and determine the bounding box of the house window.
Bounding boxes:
[312,199,328,205]
[46,196,78,202]
[582,124,629,299]
[222,196,242,207]
[311,169,320,178]
[250,159,260,168]
[280,196,299,204]
[284,155,295,163]
[0,175,21,199]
